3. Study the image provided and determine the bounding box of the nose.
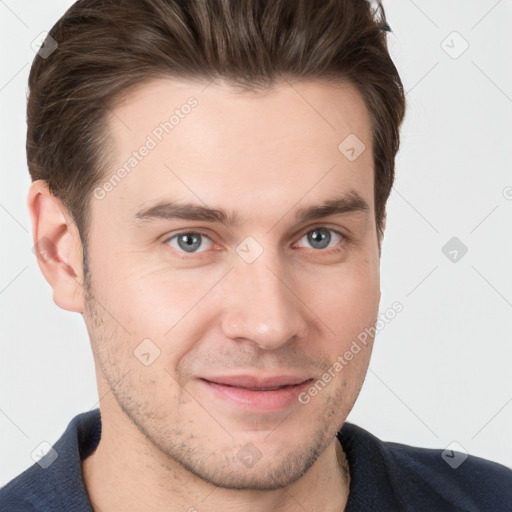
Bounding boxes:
[219,254,309,350]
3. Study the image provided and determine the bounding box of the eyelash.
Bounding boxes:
[163,226,348,257]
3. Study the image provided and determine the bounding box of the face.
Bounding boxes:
[83,78,381,490]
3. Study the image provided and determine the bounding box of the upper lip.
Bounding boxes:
[200,375,313,389]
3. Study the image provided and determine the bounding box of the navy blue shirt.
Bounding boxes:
[1,409,511,511]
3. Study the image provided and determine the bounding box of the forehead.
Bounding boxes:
[95,78,374,228]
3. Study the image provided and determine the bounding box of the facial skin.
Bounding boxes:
[28,78,382,511]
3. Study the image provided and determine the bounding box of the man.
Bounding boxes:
[1,0,510,510]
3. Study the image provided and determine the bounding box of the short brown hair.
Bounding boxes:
[27,0,405,272]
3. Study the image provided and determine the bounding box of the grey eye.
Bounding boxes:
[167,232,212,253]
[300,228,342,250]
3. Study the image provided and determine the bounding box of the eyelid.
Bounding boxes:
[295,221,350,240]
[162,229,213,244]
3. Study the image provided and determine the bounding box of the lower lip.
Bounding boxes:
[199,379,313,412]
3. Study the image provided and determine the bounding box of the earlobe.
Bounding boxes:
[27,180,85,313]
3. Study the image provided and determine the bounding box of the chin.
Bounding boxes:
[175,431,328,491]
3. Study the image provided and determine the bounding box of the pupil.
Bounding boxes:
[178,233,201,252]
[308,229,331,249]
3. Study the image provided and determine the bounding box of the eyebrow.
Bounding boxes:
[133,189,370,227]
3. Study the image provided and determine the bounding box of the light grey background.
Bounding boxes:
[1,0,511,486]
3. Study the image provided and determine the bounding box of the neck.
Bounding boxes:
[82,413,350,512]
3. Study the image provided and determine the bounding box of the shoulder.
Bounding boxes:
[339,422,512,511]
[386,440,512,507]
[0,409,101,511]
[0,465,41,511]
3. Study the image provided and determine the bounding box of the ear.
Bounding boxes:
[27,180,85,313]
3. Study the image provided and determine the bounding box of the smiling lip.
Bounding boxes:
[198,375,313,412]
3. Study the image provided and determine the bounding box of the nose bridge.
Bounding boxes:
[220,248,308,349]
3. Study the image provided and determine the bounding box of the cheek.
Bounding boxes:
[95,252,180,326]
[306,257,380,332]
[91,257,229,364]
[301,258,380,391]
